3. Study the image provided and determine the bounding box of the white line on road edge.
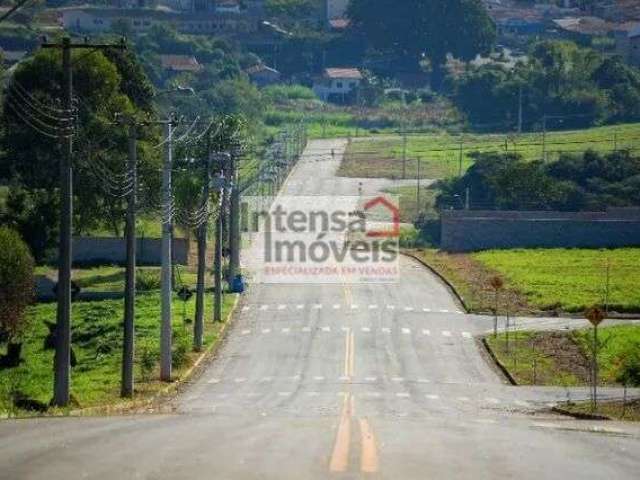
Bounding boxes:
[425,394,440,400]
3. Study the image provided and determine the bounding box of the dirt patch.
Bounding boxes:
[412,249,533,315]
[529,331,592,384]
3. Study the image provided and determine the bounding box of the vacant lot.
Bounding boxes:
[474,248,640,313]
[413,248,640,315]
[339,123,640,179]
[0,292,236,415]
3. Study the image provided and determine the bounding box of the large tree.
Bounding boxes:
[348,0,496,85]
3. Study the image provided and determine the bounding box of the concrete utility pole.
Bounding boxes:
[194,147,213,351]
[214,172,225,323]
[122,119,137,397]
[228,148,241,285]
[42,37,125,407]
[160,119,176,382]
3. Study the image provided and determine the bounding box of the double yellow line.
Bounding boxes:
[330,327,379,474]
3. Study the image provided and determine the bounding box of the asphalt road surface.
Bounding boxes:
[1,140,639,480]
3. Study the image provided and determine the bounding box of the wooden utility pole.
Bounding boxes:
[585,306,605,412]
[42,37,125,407]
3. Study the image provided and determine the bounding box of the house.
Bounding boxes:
[58,6,256,36]
[246,64,281,87]
[313,68,362,103]
[629,25,640,66]
[615,23,640,67]
[160,54,202,73]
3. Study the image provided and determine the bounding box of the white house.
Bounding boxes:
[313,68,363,103]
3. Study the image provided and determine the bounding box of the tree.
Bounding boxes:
[0,227,34,368]
[348,0,496,86]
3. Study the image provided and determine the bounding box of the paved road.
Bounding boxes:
[1,140,639,479]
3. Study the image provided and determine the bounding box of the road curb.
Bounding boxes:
[401,251,470,313]
[481,337,518,386]
[551,406,611,421]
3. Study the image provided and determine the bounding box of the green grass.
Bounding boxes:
[0,291,237,414]
[340,123,640,179]
[473,248,640,313]
[383,185,436,224]
[485,325,640,388]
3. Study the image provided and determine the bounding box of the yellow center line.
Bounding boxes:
[359,418,380,474]
[329,393,352,473]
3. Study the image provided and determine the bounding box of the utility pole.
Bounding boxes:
[160,119,175,382]
[465,187,470,210]
[542,114,547,163]
[402,126,407,179]
[228,146,241,285]
[194,146,212,351]
[416,156,421,214]
[42,36,125,407]
[214,173,225,323]
[122,119,137,397]
[518,85,523,134]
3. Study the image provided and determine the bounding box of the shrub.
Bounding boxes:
[138,343,157,382]
[615,342,640,388]
[262,84,316,104]
[136,269,161,291]
[0,227,34,344]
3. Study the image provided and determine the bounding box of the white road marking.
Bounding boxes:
[402,328,411,335]
[365,392,382,398]
[260,377,273,382]
[365,376,377,382]
[422,329,431,336]
[241,329,251,335]
[234,378,246,383]
[242,306,250,312]
[396,392,411,398]
[457,396,470,402]
[386,305,396,310]
[442,331,452,337]
[278,392,292,397]
[296,304,305,310]
[339,376,350,382]
[333,304,341,310]
[391,377,404,382]
[307,391,319,397]
[361,327,371,333]
[404,307,414,312]
[281,327,291,334]
[207,378,220,384]
[423,308,431,312]
[322,326,331,332]
[302,326,311,333]
[381,327,391,334]
[485,397,501,405]
[515,400,532,408]
[313,304,323,309]
[425,394,440,400]
[260,305,269,311]
[277,304,287,311]
[262,328,271,334]
[417,378,430,384]
[314,376,325,381]
[462,332,472,339]
[351,304,359,310]
[439,309,450,313]
[369,305,378,310]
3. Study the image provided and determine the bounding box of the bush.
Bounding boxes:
[615,342,640,388]
[0,227,34,344]
[262,84,316,104]
[138,342,157,382]
[136,269,161,292]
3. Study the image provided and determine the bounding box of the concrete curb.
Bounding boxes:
[401,251,470,313]
[481,337,518,386]
[65,294,241,417]
[551,406,611,421]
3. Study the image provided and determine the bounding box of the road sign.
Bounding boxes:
[585,306,605,327]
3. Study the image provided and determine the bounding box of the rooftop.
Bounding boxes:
[324,68,362,80]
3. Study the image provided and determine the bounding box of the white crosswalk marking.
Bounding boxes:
[313,304,323,309]
[296,304,305,310]
[314,376,325,381]
[404,306,414,312]
[234,378,246,383]
[440,309,450,313]
[422,329,431,336]
[277,304,287,310]
[381,327,391,333]
[442,331,452,337]
[396,392,411,398]
[515,400,532,408]
[387,305,396,310]
[260,377,273,382]
[425,394,440,400]
[361,327,371,333]
[417,378,430,384]
[281,328,290,334]
[402,328,411,335]
[392,377,404,382]
[207,378,220,384]
[241,329,251,335]
[278,392,292,397]
[423,308,431,312]
[322,326,331,332]
[365,376,377,382]
[262,328,271,334]
[302,326,311,332]
[457,396,471,402]
[462,332,472,339]
[486,397,501,405]
[260,305,269,311]
[369,305,378,309]
[351,304,359,310]
[333,304,341,309]
[242,306,251,312]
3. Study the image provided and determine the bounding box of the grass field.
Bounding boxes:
[383,185,436,224]
[486,324,640,387]
[0,291,237,415]
[473,248,640,313]
[339,123,640,179]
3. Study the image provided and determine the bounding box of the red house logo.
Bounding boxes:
[363,196,400,238]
